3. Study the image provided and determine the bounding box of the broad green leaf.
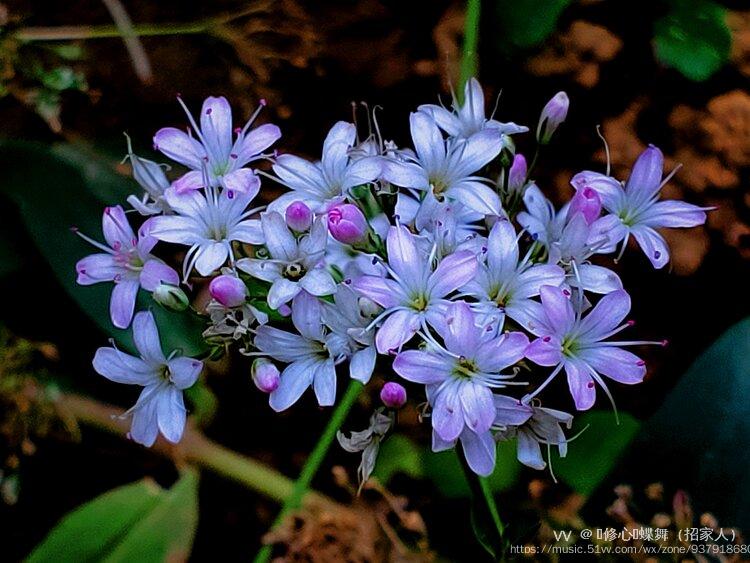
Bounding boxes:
[27,469,199,563]
[612,317,750,528]
[491,0,572,51]
[373,434,520,498]
[551,410,640,496]
[653,0,731,81]
[0,141,206,357]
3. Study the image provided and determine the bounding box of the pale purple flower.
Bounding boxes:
[236,212,335,310]
[154,95,280,193]
[381,111,506,215]
[76,206,179,329]
[571,145,709,269]
[429,394,533,476]
[518,184,622,294]
[537,91,569,144]
[209,274,247,308]
[322,284,377,383]
[327,202,368,245]
[380,382,407,408]
[149,184,263,278]
[494,399,573,470]
[463,219,565,328]
[524,286,654,411]
[395,191,484,256]
[92,311,203,446]
[351,225,478,353]
[393,301,528,444]
[418,77,527,139]
[270,121,382,213]
[254,291,339,410]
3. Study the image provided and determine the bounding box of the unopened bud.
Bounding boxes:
[252,358,280,393]
[380,382,407,408]
[209,274,247,308]
[285,201,312,232]
[327,203,368,245]
[537,91,569,144]
[508,153,527,193]
[568,186,602,224]
[152,283,189,312]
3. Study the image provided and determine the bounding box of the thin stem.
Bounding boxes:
[14,23,210,41]
[253,379,364,563]
[57,392,335,510]
[458,0,481,103]
[458,448,505,558]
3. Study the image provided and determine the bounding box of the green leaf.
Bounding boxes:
[0,141,207,356]
[491,0,572,51]
[372,434,423,483]
[373,434,520,498]
[27,469,199,563]
[617,317,750,528]
[653,0,731,81]
[551,410,640,496]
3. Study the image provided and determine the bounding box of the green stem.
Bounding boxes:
[253,379,364,562]
[459,450,505,559]
[458,0,481,103]
[14,22,210,41]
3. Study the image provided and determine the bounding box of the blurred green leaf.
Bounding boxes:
[616,317,750,528]
[551,411,640,496]
[653,0,731,81]
[0,141,207,356]
[0,233,23,278]
[491,0,572,51]
[27,469,199,563]
[373,434,520,498]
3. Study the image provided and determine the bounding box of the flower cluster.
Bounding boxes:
[76,80,709,475]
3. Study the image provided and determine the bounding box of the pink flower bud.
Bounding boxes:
[209,274,247,308]
[252,358,280,393]
[327,203,368,245]
[508,153,527,192]
[285,201,312,232]
[380,382,407,408]
[568,187,602,224]
[537,91,569,144]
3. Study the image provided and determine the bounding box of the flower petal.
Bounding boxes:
[539,285,575,335]
[427,250,477,298]
[312,358,337,407]
[375,309,420,353]
[167,356,203,389]
[460,429,496,476]
[432,383,464,442]
[386,225,425,292]
[493,395,533,426]
[133,310,166,364]
[640,200,707,228]
[269,357,317,411]
[476,331,529,372]
[577,289,631,341]
[103,205,136,250]
[110,280,140,329]
[631,225,670,269]
[525,336,563,367]
[349,346,377,384]
[268,278,301,310]
[411,111,446,170]
[221,168,261,197]
[76,254,119,285]
[262,211,297,261]
[92,347,155,385]
[350,275,403,308]
[291,290,325,341]
[564,358,596,410]
[140,260,179,292]
[459,382,495,434]
[156,385,187,444]
[582,347,646,384]
[153,127,205,169]
[299,268,336,297]
[625,145,664,204]
[236,123,281,164]
[194,242,229,276]
[393,350,451,384]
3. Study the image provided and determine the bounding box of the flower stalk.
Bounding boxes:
[254,379,364,562]
[458,0,481,102]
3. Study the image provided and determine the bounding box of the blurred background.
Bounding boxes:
[1,0,749,560]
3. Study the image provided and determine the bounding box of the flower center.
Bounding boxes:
[561,335,579,357]
[430,177,449,196]
[409,293,429,312]
[284,262,305,280]
[113,246,143,271]
[452,356,478,379]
